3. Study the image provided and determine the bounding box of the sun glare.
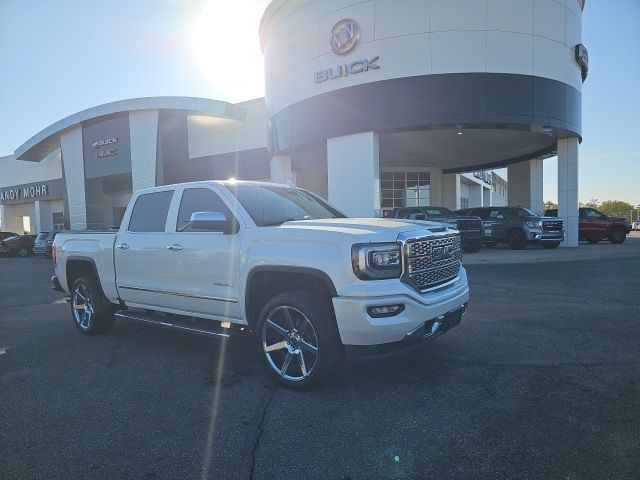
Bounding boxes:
[192,0,266,101]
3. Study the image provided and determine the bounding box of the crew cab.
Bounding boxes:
[387,206,484,253]
[546,207,631,244]
[456,206,565,249]
[52,181,470,389]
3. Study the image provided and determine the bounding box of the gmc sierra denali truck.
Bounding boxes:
[52,181,469,389]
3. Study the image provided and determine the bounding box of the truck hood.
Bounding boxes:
[272,217,450,242]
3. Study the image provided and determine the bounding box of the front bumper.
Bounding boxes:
[344,303,468,362]
[527,229,565,242]
[332,274,469,347]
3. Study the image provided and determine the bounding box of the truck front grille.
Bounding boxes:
[404,234,461,291]
[542,220,564,232]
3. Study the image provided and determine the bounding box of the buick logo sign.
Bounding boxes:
[329,19,360,55]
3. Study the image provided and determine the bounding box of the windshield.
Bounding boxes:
[225,184,345,226]
[424,207,451,216]
[514,207,539,218]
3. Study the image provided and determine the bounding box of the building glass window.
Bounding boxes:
[52,212,66,231]
[461,197,469,209]
[380,171,430,213]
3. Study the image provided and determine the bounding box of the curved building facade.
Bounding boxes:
[1,0,585,245]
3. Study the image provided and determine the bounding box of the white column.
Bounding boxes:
[469,183,483,207]
[60,126,87,230]
[558,138,579,247]
[270,155,294,185]
[34,201,53,233]
[507,158,544,214]
[429,168,444,206]
[327,132,380,217]
[129,110,159,193]
[483,186,492,206]
[442,174,461,210]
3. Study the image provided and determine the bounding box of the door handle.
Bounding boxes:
[117,243,130,250]
[167,244,183,251]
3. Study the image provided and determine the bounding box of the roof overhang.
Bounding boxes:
[15,96,247,162]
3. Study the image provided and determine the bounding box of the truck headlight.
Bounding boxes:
[526,220,543,228]
[352,243,402,280]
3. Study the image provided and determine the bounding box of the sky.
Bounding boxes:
[1,0,638,206]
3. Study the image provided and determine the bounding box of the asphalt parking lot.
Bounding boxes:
[1,244,639,480]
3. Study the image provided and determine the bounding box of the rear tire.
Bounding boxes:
[542,242,560,249]
[17,247,29,257]
[257,290,342,390]
[609,228,626,244]
[508,229,527,250]
[586,236,600,244]
[484,241,498,248]
[71,275,115,335]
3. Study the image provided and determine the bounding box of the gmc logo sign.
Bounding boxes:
[432,245,454,262]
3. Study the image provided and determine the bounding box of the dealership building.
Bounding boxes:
[0,0,585,245]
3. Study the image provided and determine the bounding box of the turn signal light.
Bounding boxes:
[51,245,57,267]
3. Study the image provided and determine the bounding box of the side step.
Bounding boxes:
[114,311,235,339]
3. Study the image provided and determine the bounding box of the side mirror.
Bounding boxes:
[188,211,232,232]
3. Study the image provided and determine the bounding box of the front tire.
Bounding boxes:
[71,275,115,335]
[586,236,600,244]
[17,247,29,257]
[542,242,560,249]
[508,229,527,250]
[257,290,342,389]
[609,228,626,244]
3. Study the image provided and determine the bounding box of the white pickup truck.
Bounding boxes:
[52,181,469,388]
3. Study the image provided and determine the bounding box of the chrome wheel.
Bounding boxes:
[262,306,319,382]
[72,283,95,331]
[18,248,28,257]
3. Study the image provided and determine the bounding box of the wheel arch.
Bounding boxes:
[245,266,338,331]
[65,256,110,302]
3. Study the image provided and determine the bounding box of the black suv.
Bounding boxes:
[456,206,564,250]
[387,206,484,253]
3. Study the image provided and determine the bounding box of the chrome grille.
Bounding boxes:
[542,220,564,232]
[404,234,462,291]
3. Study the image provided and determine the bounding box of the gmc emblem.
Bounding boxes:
[432,245,454,262]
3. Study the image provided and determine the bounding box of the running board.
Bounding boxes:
[114,311,233,339]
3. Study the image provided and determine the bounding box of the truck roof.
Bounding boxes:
[135,179,292,195]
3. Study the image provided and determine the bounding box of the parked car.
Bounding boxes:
[33,231,59,257]
[387,206,484,253]
[456,206,564,250]
[545,207,631,244]
[632,220,640,231]
[52,181,470,389]
[0,234,37,257]
[0,231,19,255]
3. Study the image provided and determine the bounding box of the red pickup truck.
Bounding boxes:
[546,208,631,244]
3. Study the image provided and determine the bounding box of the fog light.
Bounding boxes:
[367,304,405,318]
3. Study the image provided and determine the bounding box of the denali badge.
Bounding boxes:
[329,19,360,55]
[314,56,380,83]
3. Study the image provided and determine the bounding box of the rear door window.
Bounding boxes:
[128,191,174,232]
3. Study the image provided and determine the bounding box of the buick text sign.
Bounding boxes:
[82,115,132,179]
[314,56,380,83]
